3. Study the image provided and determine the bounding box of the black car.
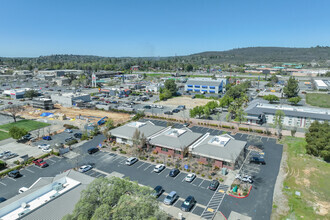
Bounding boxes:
[181,196,196,212]
[143,105,151,109]
[8,170,20,178]
[208,180,219,191]
[87,147,99,154]
[172,109,180,113]
[65,137,76,143]
[0,197,6,203]
[169,168,180,177]
[250,156,266,165]
[152,185,164,197]
[74,133,82,139]
[164,111,173,115]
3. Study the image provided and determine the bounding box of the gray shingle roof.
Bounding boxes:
[110,121,166,140]
[149,127,203,150]
[190,134,246,163]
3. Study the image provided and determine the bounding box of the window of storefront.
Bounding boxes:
[161,147,168,152]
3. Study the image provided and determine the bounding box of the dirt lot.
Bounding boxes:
[20,105,131,125]
[157,96,214,109]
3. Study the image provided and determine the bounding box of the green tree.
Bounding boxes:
[185,64,193,72]
[24,90,39,99]
[164,79,177,96]
[105,118,114,130]
[234,107,247,124]
[283,76,299,98]
[274,110,285,137]
[9,126,28,140]
[263,94,280,103]
[203,106,210,118]
[63,177,167,220]
[269,74,279,85]
[219,95,233,109]
[288,96,302,105]
[305,121,330,161]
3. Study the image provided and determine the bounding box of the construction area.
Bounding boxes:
[157,96,213,109]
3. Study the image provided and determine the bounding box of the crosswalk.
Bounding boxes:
[201,184,228,219]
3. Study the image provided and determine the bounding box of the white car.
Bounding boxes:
[184,173,196,182]
[38,144,50,149]
[42,147,52,152]
[18,187,29,194]
[125,157,138,166]
[153,164,165,173]
[78,165,93,173]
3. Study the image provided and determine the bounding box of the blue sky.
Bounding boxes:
[0,0,329,57]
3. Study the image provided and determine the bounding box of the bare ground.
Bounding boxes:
[157,96,214,109]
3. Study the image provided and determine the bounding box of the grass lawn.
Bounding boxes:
[0,131,10,141]
[279,137,330,219]
[0,119,50,132]
[306,93,330,108]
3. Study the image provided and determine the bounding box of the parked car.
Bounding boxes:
[169,168,180,177]
[42,136,52,141]
[87,147,99,154]
[153,164,165,173]
[74,133,82,139]
[18,187,29,194]
[181,195,196,212]
[152,185,164,197]
[126,157,138,166]
[163,191,178,205]
[177,105,186,110]
[143,105,151,109]
[8,102,13,104]
[38,144,50,149]
[8,170,20,178]
[64,129,73,133]
[172,109,180,113]
[3,152,18,160]
[184,173,196,182]
[65,137,76,143]
[33,159,48,168]
[208,180,219,191]
[0,197,6,203]
[22,133,32,140]
[250,156,266,164]
[183,123,190,127]
[164,111,173,115]
[78,165,93,173]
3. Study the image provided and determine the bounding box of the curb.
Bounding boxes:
[228,185,252,198]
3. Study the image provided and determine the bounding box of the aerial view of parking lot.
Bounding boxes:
[0,1,329,220]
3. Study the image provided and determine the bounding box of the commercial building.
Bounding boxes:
[51,92,91,107]
[313,79,329,90]
[149,127,203,159]
[146,83,164,93]
[184,78,227,94]
[110,121,166,146]
[245,99,330,128]
[53,77,70,86]
[0,170,94,220]
[2,88,36,99]
[32,98,54,110]
[189,134,246,170]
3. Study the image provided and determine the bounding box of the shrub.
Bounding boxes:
[156,160,160,163]
[167,162,171,166]
[111,147,118,151]
[0,160,7,169]
[243,191,248,196]
[191,170,195,173]
[249,128,254,132]
[39,153,51,159]
[186,169,190,172]
[66,139,78,146]
[265,130,272,135]
[239,127,249,131]
[0,165,23,178]
[231,126,235,129]
[255,129,264,133]
[152,150,158,154]
[24,157,36,165]
[63,124,79,129]
[208,175,212,179]
[119,150,127,154]
[196,171,200,174]
[52,151,60,156]
[151,159,154,162]
[168,155,171,158]
[213,166,219,171]
[219,178,224,182]
[201,173,205,177]
[222,125,230,129]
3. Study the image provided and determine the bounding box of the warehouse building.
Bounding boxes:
[184,78,227,94]
[245,99,330,128]
[313,79,328,90]
[51,92,91,107]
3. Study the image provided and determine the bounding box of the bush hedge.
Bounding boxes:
[63,124,79,130]
[239,127,249,131]
[0,165,23,178]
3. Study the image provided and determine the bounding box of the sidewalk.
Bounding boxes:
[159,203,203,220]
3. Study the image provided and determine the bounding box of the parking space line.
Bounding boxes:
[48,158,56,163]
[165,174,169,178]
[267,137,270,141]
[158,169,165,175]
[144,164,152,171]
[95,173,103,178]
[173,173,182,180]
[172,198,180,206]
[198,179,205,187]
[0,181,7,186]
[137,162,145,169]
[8,177,16,182]
[240,133,243,137]
[191,204,198,213]
[25,168,35,173]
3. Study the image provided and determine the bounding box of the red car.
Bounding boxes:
[8,102,13,104]
[33,159,48,168]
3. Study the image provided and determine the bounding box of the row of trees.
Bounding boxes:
[159,79,178,100]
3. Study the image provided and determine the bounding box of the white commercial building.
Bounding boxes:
[314,80,328,90]
[51,92,91,107]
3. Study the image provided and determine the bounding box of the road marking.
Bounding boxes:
[219,189,225,193]
[173,198,180,206]
[181,177,186,182]
[267,137,270,141]
[144,164,152,171]
[158,169,165,175]
[48,158,56,163]
[0,181,7,186]
[25,168,35,173]
[137,162,145,169]
[191,204,198,213]
[166,174,169,178]
[173,173,181,180]
[95,173,103,178]
[192,184,197,186]
[119,159,127,164]
[8,177,16,182]
[240,133,243,137]
[207,208,214,212]
[198,179,205,187]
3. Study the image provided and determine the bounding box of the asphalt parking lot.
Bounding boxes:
[219,133,283,220]
[33,129,81,147]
